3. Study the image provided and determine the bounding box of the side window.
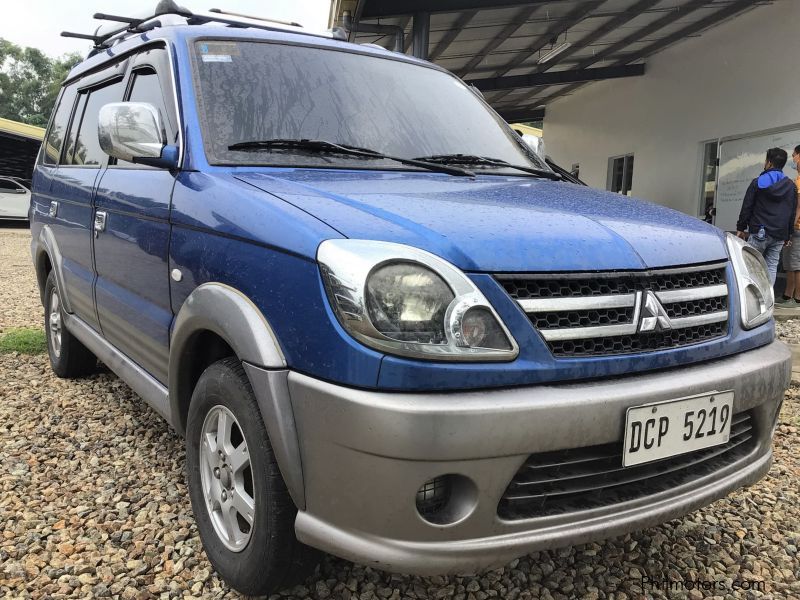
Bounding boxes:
[128,69,174,141]
[0,179,24,192]
[114,67,175,169]
[42,85,77,165]
[67,79,125,166]
[63,93,88,164]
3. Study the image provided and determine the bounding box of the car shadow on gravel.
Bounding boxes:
[0,221,29,229]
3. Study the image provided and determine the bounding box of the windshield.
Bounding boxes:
[191,40,549,173]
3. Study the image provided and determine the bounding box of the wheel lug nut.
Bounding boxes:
[213,467,220,479]
[218,450,224,460]
[221,490,227,501]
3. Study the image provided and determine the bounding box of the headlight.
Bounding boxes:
[318,240,518,361]
[366,262,453,343]
[726,233,773,329]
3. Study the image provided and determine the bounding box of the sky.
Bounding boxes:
[0,0,332,57]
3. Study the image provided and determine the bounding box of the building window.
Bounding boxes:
[699,141,719,223]
[607,154,634,195]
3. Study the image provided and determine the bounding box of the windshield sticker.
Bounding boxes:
[199,42,241,56]
[201,54,233,63]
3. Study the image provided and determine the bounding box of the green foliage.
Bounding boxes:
[0,328,47,354]
[0,38,82,127]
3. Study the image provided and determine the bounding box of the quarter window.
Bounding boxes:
[42,85,77,165]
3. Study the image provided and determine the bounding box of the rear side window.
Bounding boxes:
[67,79,125,166]
[42,85,77,165]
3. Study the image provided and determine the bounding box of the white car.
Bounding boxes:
[0,177,31,220]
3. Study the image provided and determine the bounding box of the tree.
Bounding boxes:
[0,38,82,127]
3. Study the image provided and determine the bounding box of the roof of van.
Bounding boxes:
[66,20,432,83]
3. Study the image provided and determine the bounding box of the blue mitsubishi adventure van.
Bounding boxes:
[30,2,791,595]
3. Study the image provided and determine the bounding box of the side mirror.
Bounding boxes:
[98,102,177,169]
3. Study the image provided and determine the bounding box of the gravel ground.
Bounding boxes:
[1,225,799,599]
[0,225,41,332]
[775,321,800,346]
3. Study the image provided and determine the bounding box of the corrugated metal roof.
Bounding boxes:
[0,117,45,141]
[337,0,768,121]
[0,118,43,180]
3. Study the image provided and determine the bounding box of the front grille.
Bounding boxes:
[549,322,728,356]
[497,263,729,357]
[498,411,756,520]
[529,307,635,330]
[501,266,726,298]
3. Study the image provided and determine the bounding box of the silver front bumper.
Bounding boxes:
[287,340,791,575]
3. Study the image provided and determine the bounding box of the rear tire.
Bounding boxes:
[186,357,319,596]
[44,271,96,378]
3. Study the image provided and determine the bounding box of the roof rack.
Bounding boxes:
[62,0,345,57]
[208,8,302,29]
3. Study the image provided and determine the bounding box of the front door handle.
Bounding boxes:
[48,201,58,218]
[94,211,107,237]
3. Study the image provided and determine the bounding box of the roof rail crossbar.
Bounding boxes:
[67,0,341,55]
[208,8,303,28]
[187,12,313,36]
[61,31,108,44]
[93,13,145,27]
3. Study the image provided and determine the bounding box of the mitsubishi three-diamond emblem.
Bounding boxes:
[638,290,672,332]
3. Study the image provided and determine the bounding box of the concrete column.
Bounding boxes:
[412,12,430,60]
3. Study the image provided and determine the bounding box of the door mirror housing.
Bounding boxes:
[98,102,178,169]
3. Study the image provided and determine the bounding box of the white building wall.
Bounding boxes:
[543,0,800,217]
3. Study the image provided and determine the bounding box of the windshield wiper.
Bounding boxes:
[411,153,561,180]
[227,139,475,177]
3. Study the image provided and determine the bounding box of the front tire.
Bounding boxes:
[44,271,96,378]
[186,357,319,596]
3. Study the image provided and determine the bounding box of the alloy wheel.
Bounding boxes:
[48,288,62,358]
[199,405,256,552]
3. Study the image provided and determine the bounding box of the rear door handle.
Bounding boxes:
[94,211,107,237]
[48,201,58,217]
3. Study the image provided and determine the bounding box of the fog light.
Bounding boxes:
[415,474,478,526]
[416,476,452,518]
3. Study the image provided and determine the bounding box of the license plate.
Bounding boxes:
[623,391,734,467]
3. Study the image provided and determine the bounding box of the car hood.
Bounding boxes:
[235,170,729,272]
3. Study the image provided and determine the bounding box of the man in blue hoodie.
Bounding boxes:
[736,148,798,283]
